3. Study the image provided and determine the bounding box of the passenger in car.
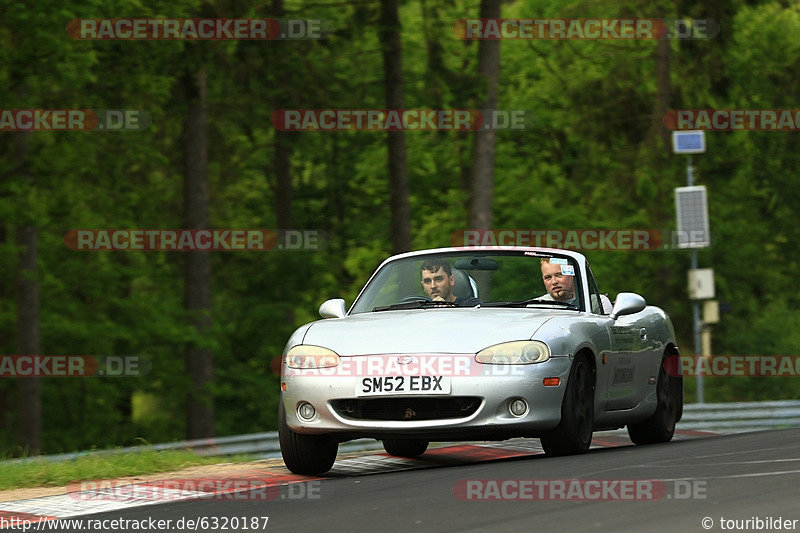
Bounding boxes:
[540,258,577,305]
[540,258,611,313]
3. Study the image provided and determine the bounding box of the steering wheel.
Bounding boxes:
[396,295,432,304]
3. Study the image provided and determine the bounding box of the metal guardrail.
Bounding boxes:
[5,400,800,464]
[679,399,800,433]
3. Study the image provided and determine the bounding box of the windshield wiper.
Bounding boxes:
[373,300,458,312]
[482,298,578,309]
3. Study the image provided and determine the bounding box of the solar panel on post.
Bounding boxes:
[675,186,710,249]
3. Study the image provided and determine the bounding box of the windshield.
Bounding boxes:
[349,250,584,314]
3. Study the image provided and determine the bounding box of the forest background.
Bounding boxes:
[1,0,798,454]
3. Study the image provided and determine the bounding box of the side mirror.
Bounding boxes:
[319,298,346,319]
[609,292,646,320]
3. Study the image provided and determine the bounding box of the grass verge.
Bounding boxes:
[0,450,259,491]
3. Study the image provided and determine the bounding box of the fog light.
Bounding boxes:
[297,402,316,420]
[509,398,528,417]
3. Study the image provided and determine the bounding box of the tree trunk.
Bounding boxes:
[379,0,411,254]
[184,66,215,439]
[273,130,293,230]
[469,0,501,230]
[271,0,292,231]
[653,34,671,153]
[14,130,41,453]
[268,0,296,329]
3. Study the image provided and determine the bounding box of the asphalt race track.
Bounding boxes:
[5,429,800,532]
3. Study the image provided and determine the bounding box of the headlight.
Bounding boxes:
[475,341,550,364]
[285,345,340,369]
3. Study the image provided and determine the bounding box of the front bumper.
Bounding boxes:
[280,355,573,441]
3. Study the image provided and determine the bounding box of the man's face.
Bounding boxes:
[421,267,455,301]
[541,262,575,301]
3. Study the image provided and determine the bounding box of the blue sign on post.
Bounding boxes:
[672,130,706,154]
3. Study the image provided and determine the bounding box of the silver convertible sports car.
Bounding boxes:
[279,247,683,474]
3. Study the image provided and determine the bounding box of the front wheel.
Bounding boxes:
[541,354,595,456]
[627,354,683,444]
[279,400,338,475]
[382,439,429,457]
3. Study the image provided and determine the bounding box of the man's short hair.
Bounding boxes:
[420,258,452,276]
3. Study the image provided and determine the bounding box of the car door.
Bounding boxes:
[582,264,617,412]
[605,304,658,411]
[585,265,650,411]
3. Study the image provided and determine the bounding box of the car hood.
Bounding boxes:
[300,308,568,355]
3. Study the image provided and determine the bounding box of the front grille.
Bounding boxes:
[331,397,481,421]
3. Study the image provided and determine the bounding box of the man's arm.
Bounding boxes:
[456,296,482,307]
[601,294,613,314]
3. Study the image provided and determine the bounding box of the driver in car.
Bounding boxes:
[420,259,481,306]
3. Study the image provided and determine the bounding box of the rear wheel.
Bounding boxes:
[382,439,429,457]
[627,354,683,444]
[541,354,594,456]
[278,400,338,475]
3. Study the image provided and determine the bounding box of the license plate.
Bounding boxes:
[356,376,451,397]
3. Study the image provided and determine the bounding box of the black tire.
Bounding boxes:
[541,354,595,456]
[382,439,429,457]
[627,354,683,445]
[278,400,338,475]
